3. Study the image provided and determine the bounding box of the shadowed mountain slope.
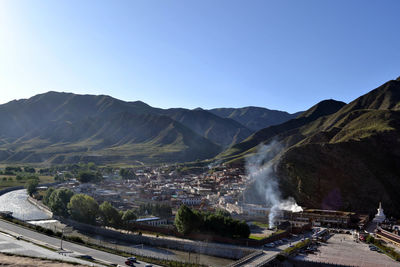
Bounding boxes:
[209,106,300,131]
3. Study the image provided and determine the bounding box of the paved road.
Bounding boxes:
[0,231,99,266]
[0,219,157,267]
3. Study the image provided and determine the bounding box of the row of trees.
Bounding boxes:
[174,205,250,238]
[42,187,137,227]
[2,166,36,175]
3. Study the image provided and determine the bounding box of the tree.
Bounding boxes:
[215,208,231,217]
[366,235,375,244]
[120,168,136,180]
[42,187,55,205]
[68,194,99,224]
[24,166,36,173]
[99,201,122,227]
[87,162,97,171]
[122,209,137,223]
[77,171,101,183]
[174,205,200,235]
[175,205,250,238]
[47,188,74,216]
[25,179,39,196]
[5,166,22,174]
[236,220,250,238]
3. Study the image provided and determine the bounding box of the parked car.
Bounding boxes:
[127,257,137,262]
[78,255,94,260]
[125,257,137,266]
[264,243,275,248]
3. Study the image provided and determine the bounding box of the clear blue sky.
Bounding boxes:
[1,0,399,113]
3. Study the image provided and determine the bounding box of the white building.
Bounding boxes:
[181,197,202,206]
[135,217,168,226]
[373,202,386,223]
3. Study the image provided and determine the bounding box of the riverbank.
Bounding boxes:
[0,175,54,191]
[0,189,52,221]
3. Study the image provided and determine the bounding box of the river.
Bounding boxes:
[0,189,51,221]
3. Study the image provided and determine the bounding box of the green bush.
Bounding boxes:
[44,228,54,235]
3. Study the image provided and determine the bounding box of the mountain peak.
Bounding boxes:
[297,99,346,120]
[338,79,400,113]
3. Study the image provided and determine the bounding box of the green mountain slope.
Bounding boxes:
[217,100,346,161]
[0,91,253,150]
[0,93,222,164]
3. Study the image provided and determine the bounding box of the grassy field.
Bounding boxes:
[249,235,266,240]
[252,221,269,228]
[0,175,54,190]
[249,229,287,241]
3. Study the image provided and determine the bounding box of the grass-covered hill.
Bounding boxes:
[0,92,221,164]
[220,77,400,217]
[217,99,346,161]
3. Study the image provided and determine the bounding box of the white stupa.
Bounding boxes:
[372,202,386,223]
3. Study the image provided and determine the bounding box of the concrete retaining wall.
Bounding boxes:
[27,196,53,217]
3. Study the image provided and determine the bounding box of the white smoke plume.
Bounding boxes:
[245,141,302,227]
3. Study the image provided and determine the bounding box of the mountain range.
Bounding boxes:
[0,92,297,164]
[2,77,400,216]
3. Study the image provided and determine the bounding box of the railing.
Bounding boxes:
[226,250,263,267]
